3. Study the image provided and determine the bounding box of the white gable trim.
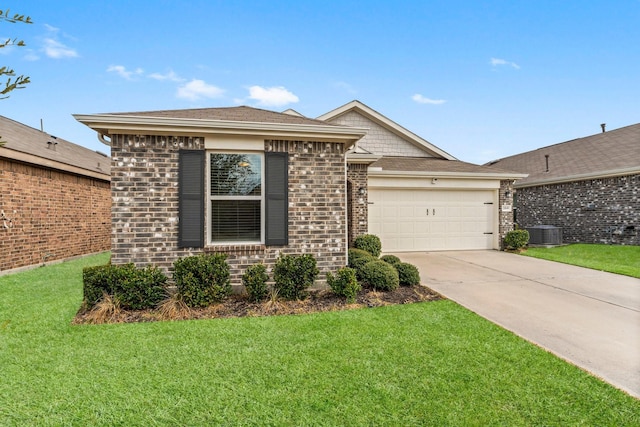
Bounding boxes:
[318,100,457,161]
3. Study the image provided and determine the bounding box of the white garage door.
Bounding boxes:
[368,189,495,251]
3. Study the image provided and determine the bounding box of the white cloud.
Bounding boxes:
[333,81,356,94]
[412,94,446,105]
[107,65,144,80]
[43,38,78,58]
[248,85,299,107]
[177,79,224,100]
[149,70,184,82]
[490,57,520,69]
[23,49,39,61]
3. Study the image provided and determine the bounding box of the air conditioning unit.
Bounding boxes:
[526,225,562,246]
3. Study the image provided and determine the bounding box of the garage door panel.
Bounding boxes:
[369,189,495,251]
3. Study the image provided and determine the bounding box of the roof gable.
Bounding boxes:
[318,100,456,160]
[0,115,110,180]
[487,123,640,187]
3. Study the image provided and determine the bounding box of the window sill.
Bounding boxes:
[204,244,267,255]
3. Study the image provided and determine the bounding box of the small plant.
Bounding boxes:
[360,260,399,291]
[348,248,378,280]
[326,267,361,303]
[86,292,121,324]
[380,254,401,267]
[273,253,319,300]
[396,262,421,286]
[157,292,192,321]
[504,229,530,251]
[353,234,382,257]
[243,263,269,303]
[173,254,232,308]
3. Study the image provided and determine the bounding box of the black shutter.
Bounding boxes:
[265,152,288,245]
[178,150,204,248]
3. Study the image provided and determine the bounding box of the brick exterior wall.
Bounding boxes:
[327,111,430,157]
[0,158,110,272]
[346,163,369,245]
[515,174,639,245]
[110,134,348,286]
[498,179,516,248]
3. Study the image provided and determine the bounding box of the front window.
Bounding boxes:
[209,153,263,243]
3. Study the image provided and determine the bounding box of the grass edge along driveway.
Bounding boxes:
[1,253,639,426]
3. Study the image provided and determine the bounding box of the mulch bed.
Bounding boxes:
[73,285,444,325]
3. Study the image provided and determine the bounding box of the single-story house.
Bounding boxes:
[0,115,111,273]
[486,123,639,245]
[74,100,524,283]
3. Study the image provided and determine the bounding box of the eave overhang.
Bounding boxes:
[368,167,528,181]
[0,147,110,181]
[73,114,368,148]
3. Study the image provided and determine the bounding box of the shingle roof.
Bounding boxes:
[107,105,334,127]
[0,115,110,180]
[487,123,640,187]
[370,156,523,176]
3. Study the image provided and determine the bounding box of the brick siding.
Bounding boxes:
[110,135,348,286]
[498,179,516,248]
[346,163,369,245]
[515,174,639,245]
[0,158,110,272]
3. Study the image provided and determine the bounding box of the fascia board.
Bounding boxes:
[73,114,368,146]
[368,168,528,180]
[318,101,457,161]
[515,167,640,188]
[1,147,110,181]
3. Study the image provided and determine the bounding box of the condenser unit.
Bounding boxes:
[526,225,563,246]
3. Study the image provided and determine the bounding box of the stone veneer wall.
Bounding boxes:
[498,179,516,249]
[515,174,639,245]
[110,134,348,286]
[346,163,368,245]
[0,157,110,272]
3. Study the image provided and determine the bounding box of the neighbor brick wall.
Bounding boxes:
[110,135,348,286]
[0,157,110,272]
[516,174,639,245]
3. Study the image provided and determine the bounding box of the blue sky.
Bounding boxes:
[3,0,639,164]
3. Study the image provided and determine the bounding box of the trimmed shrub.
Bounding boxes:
[396,262,421,286]
[326,267,361,303]
[504,229,530,250]
[353,234,382,257]
[173,254,231,308]
[380,254,402,267]
[82,263,167,310]
[273,253,319,300]
[348,248,378,280]
[360,260,399,291]
[243,263,269,303]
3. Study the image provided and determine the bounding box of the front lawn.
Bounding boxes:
[522,244,640,278]
[1,253,638,426]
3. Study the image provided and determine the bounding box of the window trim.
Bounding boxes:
[206,151,265,246]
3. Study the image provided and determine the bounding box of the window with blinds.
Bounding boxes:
[209,153,263,243]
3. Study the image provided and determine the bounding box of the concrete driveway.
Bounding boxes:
[396,250,640,399]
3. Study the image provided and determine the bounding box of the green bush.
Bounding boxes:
[360,260,399,291]
[348,248,378,280]
[326,267,361,303]
[396,262,421,286]
[173,254,231,308]
[353,234,382,257]
[504,229,530,250]
[273,253,319,300]
[380,254,401,267]
[82,263,167,310]
[242,263,269,303]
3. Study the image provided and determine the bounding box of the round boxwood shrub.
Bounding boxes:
[326,267,361,303]
[353,234,382,257]
[360,260,399,291]
[173,253,232,308]
[273,253,319,300]
[504,229,530,250]
[380,254,401,267]
[348,248,377,280]
[396,262,421,287]
[242,263,269,303]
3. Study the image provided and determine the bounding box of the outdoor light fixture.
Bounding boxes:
[358,187,366,195]
[505,190,512,197]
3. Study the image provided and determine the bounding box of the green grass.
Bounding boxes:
[522,244,640,278]
[1,253,639,426]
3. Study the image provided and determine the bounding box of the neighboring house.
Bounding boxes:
[0,116,111,273]
[74,101,524,284]
[487,123,640,245]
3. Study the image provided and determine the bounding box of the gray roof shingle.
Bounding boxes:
[487,123,640,186]
[0,115,110,179]
[371,156,522,176]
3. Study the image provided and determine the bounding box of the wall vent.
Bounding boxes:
[526,225,562,245]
